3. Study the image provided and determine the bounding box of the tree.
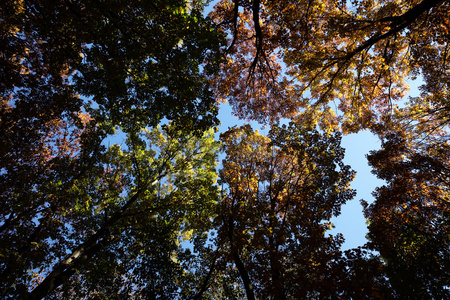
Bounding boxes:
[215,123,356,299]
[210,0,449,133]
[1,0,224,218]
[1,124,220,299]
[334,247,393,299]
[363,132,450,299]
[48,125,220,300]
[1,0,224,131]
[1,0,224,298]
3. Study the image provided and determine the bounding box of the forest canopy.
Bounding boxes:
[1,0,449,299]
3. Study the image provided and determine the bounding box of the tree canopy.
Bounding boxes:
[364,132,450,298]
[216,123,355,299]
[211,0,449,133]
[1,0,449,298]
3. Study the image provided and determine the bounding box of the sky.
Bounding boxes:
[333,131,384,249]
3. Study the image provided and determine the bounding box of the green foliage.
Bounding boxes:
[1,123,220,299]
[1,0,224,298]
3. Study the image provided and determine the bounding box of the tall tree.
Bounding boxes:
[1,0,224,298]
[1,124,220,299]
[48,125,220,300]
[216,123,356,299]
[364,132,450,299]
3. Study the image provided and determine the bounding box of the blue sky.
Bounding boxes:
[333,131,383,249]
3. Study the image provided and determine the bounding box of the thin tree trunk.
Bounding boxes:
[226,212,255,300]
[27,182,152,300]
[233,252,255,300]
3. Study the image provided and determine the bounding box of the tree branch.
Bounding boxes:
[226,0,240,53]
[342,0,445,62]
[27,172,166,300]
